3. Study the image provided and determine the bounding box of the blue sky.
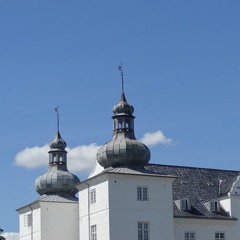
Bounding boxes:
[1,0,240,238]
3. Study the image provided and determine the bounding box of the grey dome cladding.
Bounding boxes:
[97,90,151,168]
[97,132,151,168]
[35,131,80,196]
[35,166,80,195]
[49,131,67,150]
[112,93,134,115]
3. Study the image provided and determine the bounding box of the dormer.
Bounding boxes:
[175,198,191,211]
[204,200,220,212]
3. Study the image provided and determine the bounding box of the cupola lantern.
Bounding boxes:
[97,65,151,168]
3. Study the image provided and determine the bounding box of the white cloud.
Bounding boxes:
[2,232,19,240]
[140,130,172,146]
[14,130,172,174]
[15,144,49,168]
[67,144,98,173]
[14,143,98,174]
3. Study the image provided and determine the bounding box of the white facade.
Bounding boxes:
[174,218,237,240]
[18,200,79,240]
[18,168,240,240]
[77,171,175,240]
[17,89,240,240]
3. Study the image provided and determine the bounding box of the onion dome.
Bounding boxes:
[97,92,151,168]
[49,131,67,150]
[112,93,134,115]
[35,131,80,196]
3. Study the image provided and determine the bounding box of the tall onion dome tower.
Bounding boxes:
[97,65,151,168]
[35,109,80,198]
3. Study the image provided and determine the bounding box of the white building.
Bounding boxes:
[17,131,80,240]
[18,75,240,240]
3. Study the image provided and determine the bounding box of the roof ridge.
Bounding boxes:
[147,163,240,173]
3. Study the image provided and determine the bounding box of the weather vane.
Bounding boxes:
[54,106,60,132]
[118,63,124,94]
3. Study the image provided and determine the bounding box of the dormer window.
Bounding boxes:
[181,198,190,210]
[210,201,219,212]
[175,198,191,211]
[205,200,219,212]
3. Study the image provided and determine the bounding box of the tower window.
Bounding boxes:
[137,186,148,201]
[185,232,195,240]
[114,120,117,129]
[24,213,32,227]
[90,189,96,204]
[138,222,149,240]
[215,232,225,240]
[91,225,97,240]
[118,119,123,129]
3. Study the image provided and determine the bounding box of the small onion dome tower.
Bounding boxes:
[97,65,151,168]
[35,108,80,196]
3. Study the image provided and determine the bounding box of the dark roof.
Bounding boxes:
[145,163,240,220]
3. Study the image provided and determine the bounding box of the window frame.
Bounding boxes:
[90,188,96,204]
[91,224,97,240]
[210,201,219,212]
[24,213,32,227]
[184,231,196,240]
[138,221,149,240]
[137,186,148,201]
[215,232,225,240]
[181,199,189,210]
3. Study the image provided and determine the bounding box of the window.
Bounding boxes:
[215,232,225,240]
[210,201,219,212]
[118,119,123,129]
[137,186,148,201]
[90,189,96,204]
[24,213,32,227]
[91,225,97,240]
[185,232,195,240]
[181,198,190,210]
[138,222,149,240]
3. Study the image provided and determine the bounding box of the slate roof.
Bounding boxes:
[104,166,174,178]
[145,163,240,220]
[38,194,78,202]
[16,194,78,212]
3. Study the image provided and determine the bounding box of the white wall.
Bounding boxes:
[18,200,79,240]
[220,195,240,240]
[174,192,240,240]
[174,218,237,240]
[108,174,174,240]
[18,203,41,240]
[78,173,175,240]
[79,175,110,240]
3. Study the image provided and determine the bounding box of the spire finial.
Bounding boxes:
[54,106,60,132]
[118,63,124,94]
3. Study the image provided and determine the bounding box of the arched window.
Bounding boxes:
[118,119,123,129]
